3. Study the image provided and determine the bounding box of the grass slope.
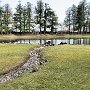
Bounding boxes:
[0,45,90,90]
[0,44,38,74]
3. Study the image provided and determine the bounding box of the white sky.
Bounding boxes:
[1,0,90,23]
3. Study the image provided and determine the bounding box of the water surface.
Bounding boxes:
[0,38,90,45]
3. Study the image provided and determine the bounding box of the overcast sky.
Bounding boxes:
[1,0,90,23]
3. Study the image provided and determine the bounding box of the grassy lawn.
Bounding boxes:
[1,34,90,40]
[0,45,90,90]
[0,44,38,74]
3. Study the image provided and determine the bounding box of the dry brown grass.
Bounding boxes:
[0,34,90,40]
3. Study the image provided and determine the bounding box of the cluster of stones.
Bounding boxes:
[0,46,46,83]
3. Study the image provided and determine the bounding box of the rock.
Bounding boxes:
[58,42,67,45]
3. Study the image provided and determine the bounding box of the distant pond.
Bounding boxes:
[1,38,90,45]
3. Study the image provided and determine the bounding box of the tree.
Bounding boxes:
[85,2,90,33]
[13,0,23,33]
[43,3,50,34]
[26,2,34,33]
[47,9,58,34]
[3,4,12,34]
[64,7,72,34]
[22,6,27,32]
[77,2,85,33]
[77,0,87,33]
[43,3,47,34]
[35,0,44,34]
[0,1,3,34]
[82,0,86,33]
[71,4,77,33]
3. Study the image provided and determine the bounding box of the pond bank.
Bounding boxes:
[1,34,90,40]
[0,46,46,83]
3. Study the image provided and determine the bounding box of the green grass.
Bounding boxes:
[0,45,90,90]
[0,44,38,74]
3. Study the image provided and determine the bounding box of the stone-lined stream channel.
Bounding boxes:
[0,46,46,83]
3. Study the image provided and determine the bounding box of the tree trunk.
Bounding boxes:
[40,23,41,34]
[44,20,46,34]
